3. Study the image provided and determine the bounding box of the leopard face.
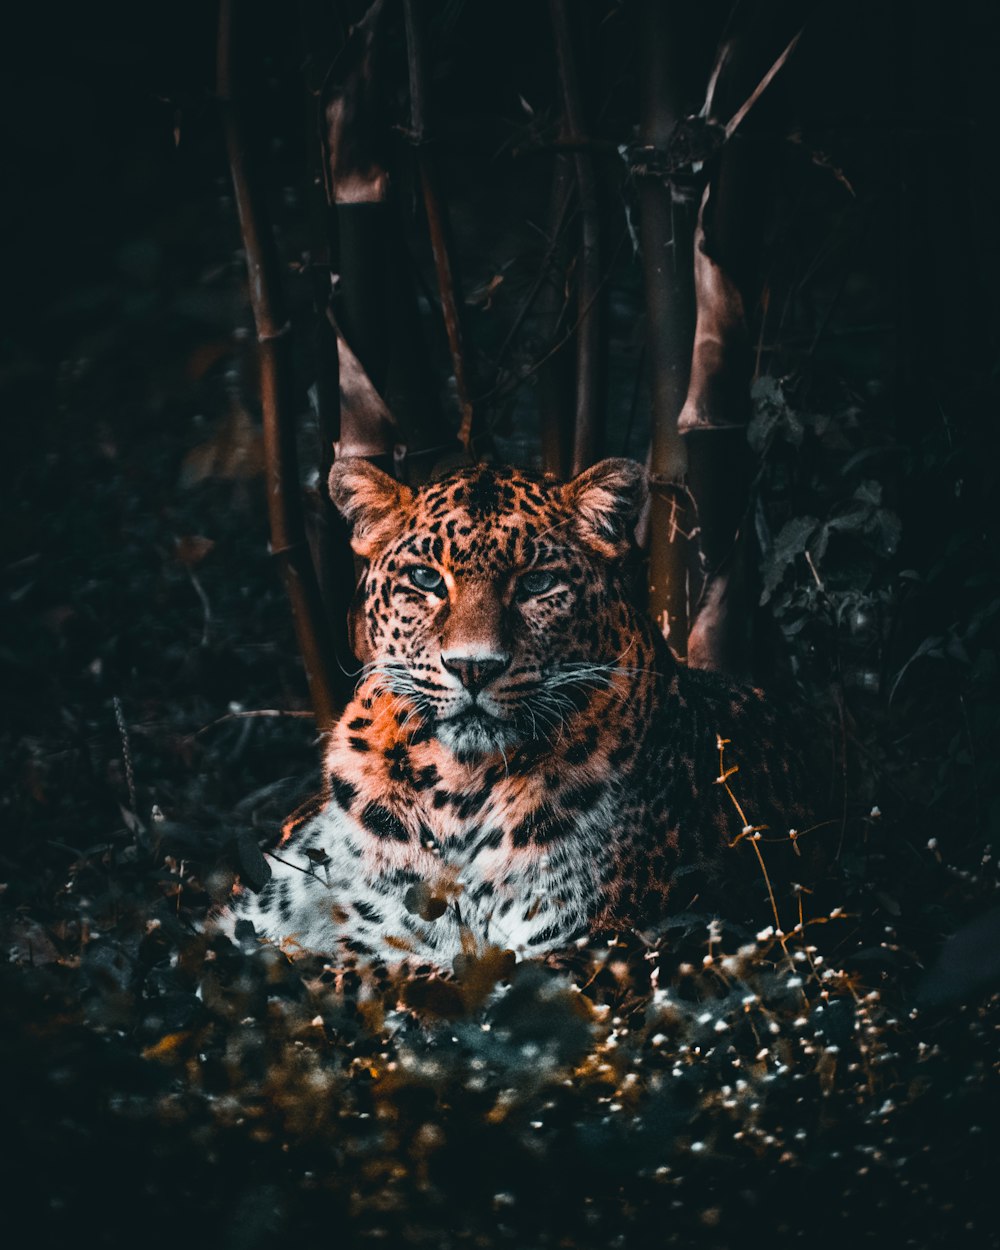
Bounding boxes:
[329,458,647,760]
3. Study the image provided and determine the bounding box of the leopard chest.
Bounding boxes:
[428,789,619,952]
[293,774,617,962]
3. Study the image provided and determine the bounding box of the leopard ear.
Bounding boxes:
[328,457,413,557]
[564,458,647,558]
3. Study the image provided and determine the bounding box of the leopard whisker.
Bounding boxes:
[532,698,569,746]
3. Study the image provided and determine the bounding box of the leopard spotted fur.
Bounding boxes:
[229,458,805,970]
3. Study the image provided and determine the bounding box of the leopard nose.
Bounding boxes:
[441,653,511,696]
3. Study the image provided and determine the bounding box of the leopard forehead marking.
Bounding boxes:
[383,466,566,575]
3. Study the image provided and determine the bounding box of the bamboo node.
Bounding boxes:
[256,321,293,344]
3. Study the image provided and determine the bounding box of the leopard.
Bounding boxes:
[228,456,808,973]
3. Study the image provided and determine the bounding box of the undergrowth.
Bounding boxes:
[3,700,997,1247]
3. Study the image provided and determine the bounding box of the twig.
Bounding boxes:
[715,735,798,969]
[722,31,802,138]
[476,228,628,411]
[804,548,825,590]
[266,848,333,889]
[112,695,138,821]
[187,570,212,647]
[492,167,575,379]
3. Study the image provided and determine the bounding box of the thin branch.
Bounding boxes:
[217,0,340,731]
[492,169,575,376]
[722,31,802,137]
[112,696,138,822]
[475,227,628,411]
[187,569,212,647]
[701,38,734,122]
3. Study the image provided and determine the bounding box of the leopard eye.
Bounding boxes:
[519,569,557,597]
[407,565,445,593]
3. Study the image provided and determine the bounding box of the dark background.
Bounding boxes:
[1,2,999,1246]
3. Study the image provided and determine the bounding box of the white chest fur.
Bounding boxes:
[234,788,617,968]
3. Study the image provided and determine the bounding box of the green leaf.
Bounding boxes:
[236,832,272,893]
[853,479,882,505]
[760,516,819,604]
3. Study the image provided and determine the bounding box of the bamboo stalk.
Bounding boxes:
[537,153,575,478]
[318,0,452,477]
[549,0,602,475]
[681,21,801,673]
[310,305,363,700]
[637,0,695,655]
[319,0,390,404]
[681,165,754,674]
[403,0,477,457]
[296,1,357,699]
[217,0,340,730]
